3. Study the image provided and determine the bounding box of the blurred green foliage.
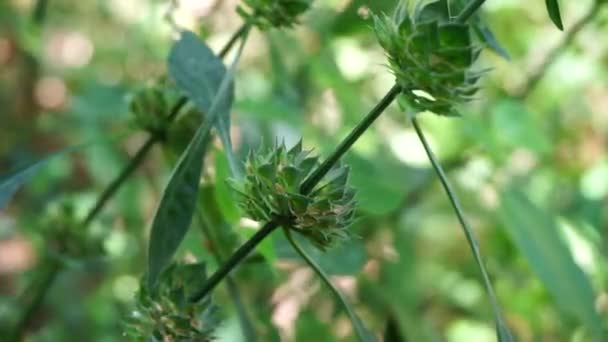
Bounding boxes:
[1,0,607,341]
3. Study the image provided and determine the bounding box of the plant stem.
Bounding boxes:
[9,260,60,342]
[411,117,509,339]
[32,0,49,24]
[220,24,249,58]
[283,228,371,342]
[300,84,402,194]
[11,25,249,340]
[189,221,279,302]
[82,137,157,226]
[517,0,603,98]
[456,0,486,23]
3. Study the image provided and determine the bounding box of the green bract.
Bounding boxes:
[373,0,483,116]
[237,0,313,30]
[126,263,218,341]
[229,141,356,250]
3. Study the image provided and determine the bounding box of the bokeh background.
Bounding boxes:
[1,0,607,341]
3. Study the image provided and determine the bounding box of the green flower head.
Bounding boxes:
[238,0,313,30]
[129,78,202,153]
[126,263,218,341]
[229,141,356,250]
[373,0,483,116]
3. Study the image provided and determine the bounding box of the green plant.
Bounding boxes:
[2,0,606,341]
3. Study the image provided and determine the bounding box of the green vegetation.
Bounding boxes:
[1,0,607,341]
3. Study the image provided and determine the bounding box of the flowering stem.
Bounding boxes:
[189,221,280,302]
[190,84,403,303]
[300,84,402,194]
[283,228,372,342]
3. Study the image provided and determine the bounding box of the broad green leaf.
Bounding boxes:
[283,228,376,342]
[499,190,603,337]
[147,30,249,289]
[545,0,564,30]
[1,144,90,210]
[168,30,241,179]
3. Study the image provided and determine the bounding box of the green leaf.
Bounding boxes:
[168,30,242,179]
[147,30,249,289]
[473,23,510,60]
[545,0,564,30]
[498,190,603,337]
[283,228,376,342]
[1,143,91,210]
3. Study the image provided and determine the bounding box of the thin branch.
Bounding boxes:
[456,0,487,23]
[300,84,402,195]
[411,117,510,340]
[189,221,280,302]
[9,260,60,342]
[283,228,371,342]
[517,0,603,98]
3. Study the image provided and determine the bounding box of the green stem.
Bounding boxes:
[517,0,602,98]
[300,84,402,195]
[82,136,158,226]
[9,259,60,342]
[411,117,510,340]
[189,221,280,302]
[456,0,486,23]
[32,0,49,24]
[283,228,371,342]
[197,211,257,342]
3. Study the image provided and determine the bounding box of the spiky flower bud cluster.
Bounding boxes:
[229,141,356,250]
[129,79,201,153]
[373,0,483,116]
[42,200,104,259]
[129,81,177,135]
[126,263,218,341]
[237,0,313,30]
